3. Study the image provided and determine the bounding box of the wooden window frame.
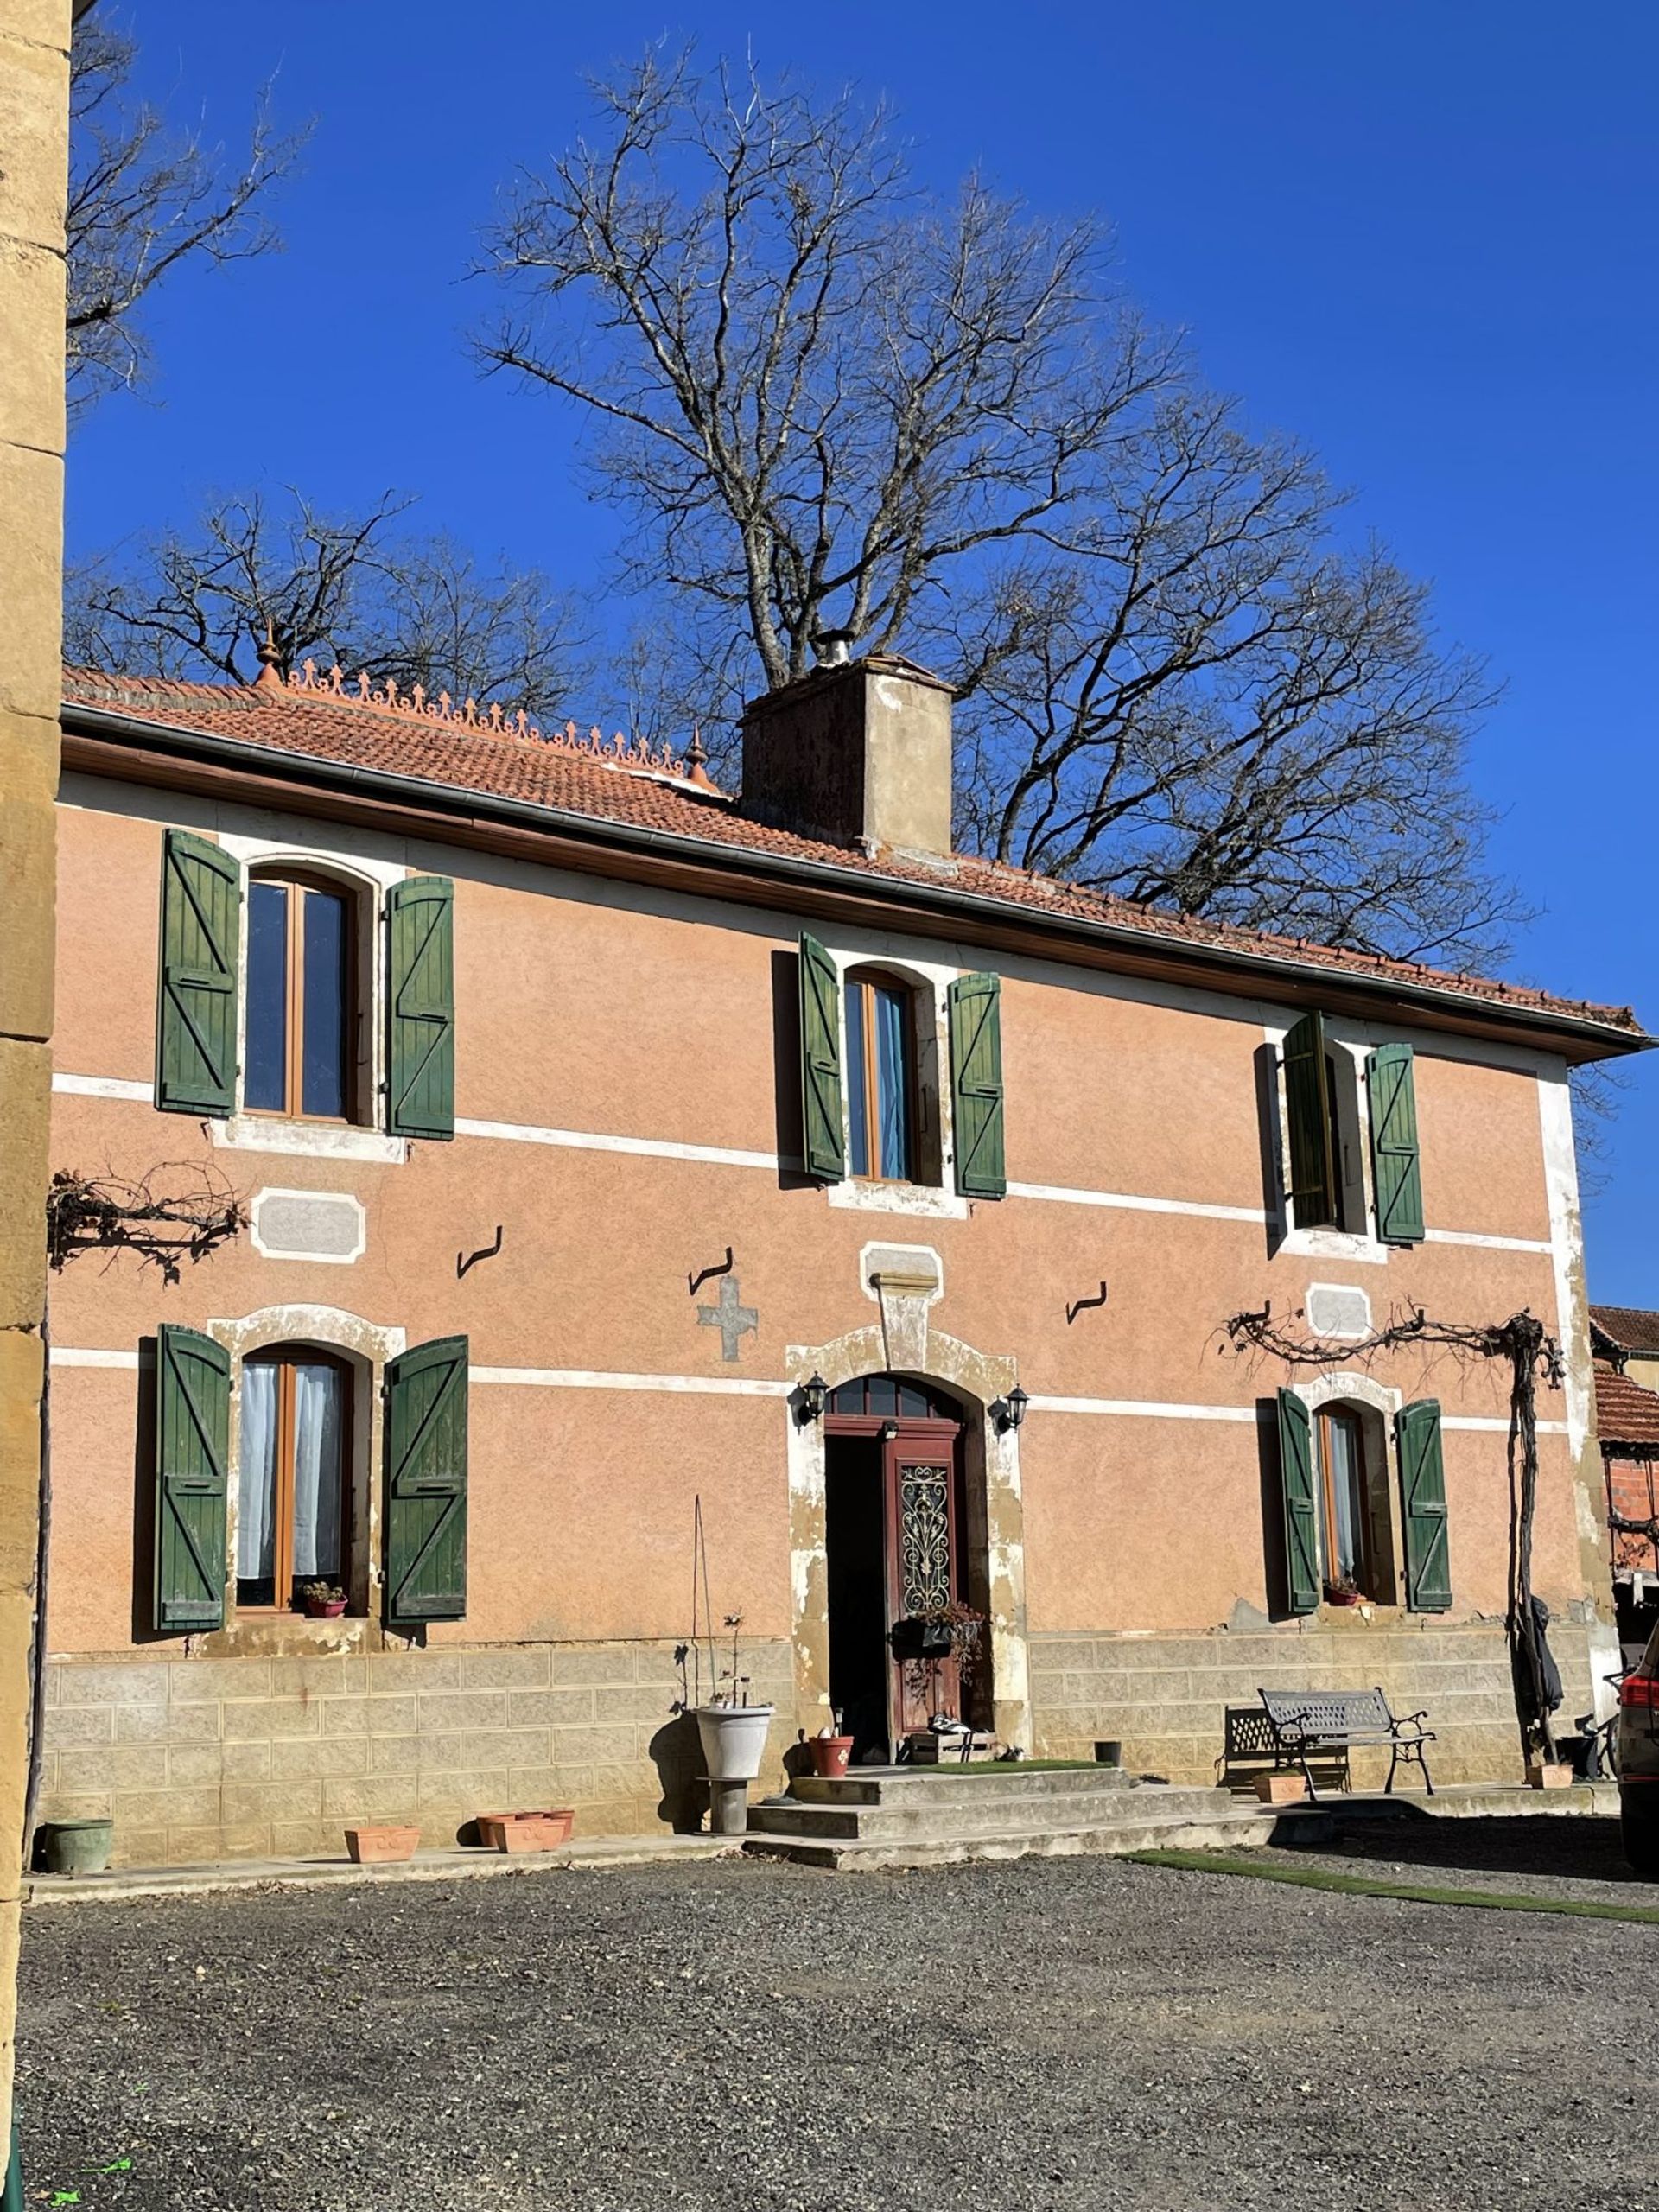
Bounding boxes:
[845,968,922,1185]
[245,868,359,1125]
[1316,1403,1378,1600]
[238,1346,354,1613]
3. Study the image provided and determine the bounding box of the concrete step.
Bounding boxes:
[785,1764,1135,1809]
[748,1779,1232,1844]
[744,1800,1281,1872]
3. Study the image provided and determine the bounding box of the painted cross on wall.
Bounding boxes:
[698,1274,758,1362]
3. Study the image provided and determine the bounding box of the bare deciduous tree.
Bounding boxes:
[66,489,590,714]
[480,46,1517,967]
[67,17,307,411]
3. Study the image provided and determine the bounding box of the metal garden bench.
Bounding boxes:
[1255,1686,1436,1802]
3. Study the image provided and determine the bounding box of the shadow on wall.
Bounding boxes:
[1255,1397,1293,1623]
[129,1337,163,1645]
[769,948,816,1192]
[650,1712,709,1833]
[1253,1040,1285,1261]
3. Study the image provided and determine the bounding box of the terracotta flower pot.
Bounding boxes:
[344,1824,420,1864]
[1324,1589,1363,1608]
[305,1599,347,1618]
[809,1734,855,1779]
[477,1809,575,1853]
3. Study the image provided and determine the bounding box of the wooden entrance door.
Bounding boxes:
[886,1435,962,1737]
[823,1376,968,1756]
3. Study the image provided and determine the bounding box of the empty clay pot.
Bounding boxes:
[809,1735,855,1779]
[477,1810,575,1853]
[344,1825,421,1864]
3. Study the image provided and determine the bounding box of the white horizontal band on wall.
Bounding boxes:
[454,1116,781,1173]
[1423,1228,1554,1255]
[1442,1414,1570,1434]
[472,1366,791,1397]
[1029,1395,1261,1421]
[53,1074,1562,1255]
[53,1074,152,1103]
[1005,1180,1266,1224]
[44,1348,1573,1433]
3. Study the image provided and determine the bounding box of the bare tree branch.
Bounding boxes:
[66,489,592,712]
[1222,1299,1565,1766]
[67,18,308,411]
[478,44,1518,969]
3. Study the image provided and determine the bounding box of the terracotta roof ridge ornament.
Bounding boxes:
[252,621,284,692]
[283,658,721,793]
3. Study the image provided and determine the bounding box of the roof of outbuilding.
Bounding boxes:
[1596,1362,1659,1451]
[60,661,1647,1044]
[1591,1306,1659,1358]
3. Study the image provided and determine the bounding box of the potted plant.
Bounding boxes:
[693,1613,775,1783]
[1323,1575,1363,1609]
[300,1580,347,1619]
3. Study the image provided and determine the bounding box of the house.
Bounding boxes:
[1591,1322,1659,1662]
[1592,1305,1659,1395]
[37,649,1649,1866]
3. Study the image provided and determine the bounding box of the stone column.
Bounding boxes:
[0,0,72,2157]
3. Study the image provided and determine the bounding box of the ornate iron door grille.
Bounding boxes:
[899,1463,951,1617]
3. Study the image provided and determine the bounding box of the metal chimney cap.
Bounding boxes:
[811,628,855,668]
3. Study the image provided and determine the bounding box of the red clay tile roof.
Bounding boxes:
[61,662,1645,1041]
[1592,1306,1659,1358]
[1596,1362,1659,1450]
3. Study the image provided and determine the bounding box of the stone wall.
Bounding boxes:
[1028,1616,1595,1788]
[39,1639,795,1868]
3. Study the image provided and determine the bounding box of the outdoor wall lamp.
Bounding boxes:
[877,1418,900,1443]
[992,1386,1029,1433]
[798,1372,829,1425]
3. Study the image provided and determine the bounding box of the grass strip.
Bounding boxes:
[1122,1847,1659,1927]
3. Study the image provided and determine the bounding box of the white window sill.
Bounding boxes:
[1273,1223,1388,1266]
[827,1177,969,1221]
[210,1116,408,1166]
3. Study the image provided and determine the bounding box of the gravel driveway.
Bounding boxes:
[17,1846,1655,2212]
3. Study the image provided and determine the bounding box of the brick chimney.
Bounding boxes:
[738,652,956,858]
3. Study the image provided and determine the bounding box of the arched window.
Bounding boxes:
[237,1347,353,1609]
[245,870,356,1120]
[844,968,920,1182]
[1316,1402,1395,1603]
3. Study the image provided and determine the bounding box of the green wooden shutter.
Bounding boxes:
[154,1325,230,1631]
[1282,1011,1338,1230]
[156,829,240,1116]
[1397,1397,1452,1611]
[798,932,844,1182]
[949,973,1007,1198]
[1366,1043,1425,1245]
[385,1335,469,1624]
[387,875,455,1139]
[1276,1389,1319,1616]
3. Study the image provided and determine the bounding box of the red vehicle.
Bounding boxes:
[1618,1627,1659,1874]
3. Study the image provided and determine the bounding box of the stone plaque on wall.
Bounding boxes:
[1306,1282,1371,1340]
[251,1188,366,1265]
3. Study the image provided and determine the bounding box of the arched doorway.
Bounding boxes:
[823,1374,985,1761]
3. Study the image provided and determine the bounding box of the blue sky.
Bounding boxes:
[70,2,1658,1296]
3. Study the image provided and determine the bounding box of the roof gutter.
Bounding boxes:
[61,700,1651,1062]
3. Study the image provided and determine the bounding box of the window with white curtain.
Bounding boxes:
[237,1349,351,1608]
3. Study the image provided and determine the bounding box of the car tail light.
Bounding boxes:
[1620,1674,1659,1711]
